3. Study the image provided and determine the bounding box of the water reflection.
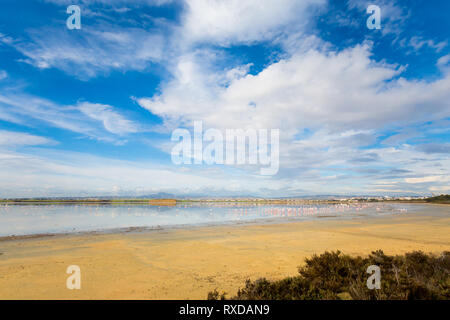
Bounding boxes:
[0,202,424,237]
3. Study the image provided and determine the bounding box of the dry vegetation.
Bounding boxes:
[208,250,450,300]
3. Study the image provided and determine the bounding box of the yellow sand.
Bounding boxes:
[0,205,449,299]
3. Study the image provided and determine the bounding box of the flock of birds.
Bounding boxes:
[0,202,409,223]
[226,203,409,218]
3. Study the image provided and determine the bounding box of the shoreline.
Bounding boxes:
[0,202,436,241]
[1,199,448,205]
[0,214,374,242]
[0,205,449,299]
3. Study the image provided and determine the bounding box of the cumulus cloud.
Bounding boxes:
[0,0,328,79]
[138,43,450,134]
[180,0,325,45]
[136,39,450,194]
[0,0,448,196]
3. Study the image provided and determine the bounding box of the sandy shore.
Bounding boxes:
[0,205,449,299]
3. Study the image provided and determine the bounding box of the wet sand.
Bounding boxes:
[0,205,449,299]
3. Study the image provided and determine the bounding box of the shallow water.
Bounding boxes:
[0,202,442,237]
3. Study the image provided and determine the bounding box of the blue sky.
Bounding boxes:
[0,0,449,198]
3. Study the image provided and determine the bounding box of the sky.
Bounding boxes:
[0,0,449,198]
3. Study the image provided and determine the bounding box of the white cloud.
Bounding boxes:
[0,132,448,197]
[0,1,448,197]
[347,0,410,37]
[0,130,55,147]
[437,54,450,71]
[0,148,277,198]
[408,36,447,53]
[0,93,138,142]
[135,40,450,194]
[138,43,450,134]
[429,186,450,192]
[78,102,138,135]
[43,0,173,7]
[0,0,327,79]
[0,70,7,80]
[1,0,327,79]
[3,25,165,80]
[405,176,447,184]
[180,0,325,45]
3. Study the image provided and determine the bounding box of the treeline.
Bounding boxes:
[425,194,450,204]
[208,250,450,300]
